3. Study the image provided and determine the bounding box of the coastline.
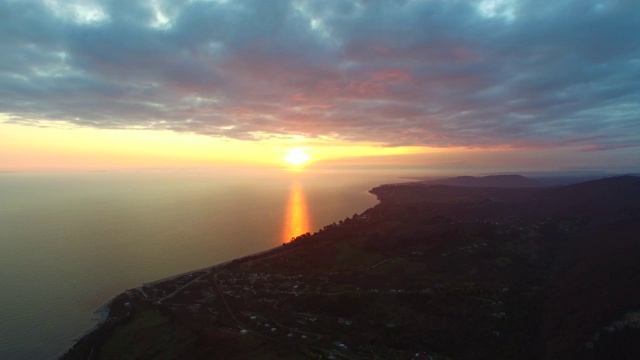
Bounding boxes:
[75,298,113,341]
[58,236,333,359]
[59,183,386,359]
[142,240,294,288]
[50,175,640,359]
[3,171,388,360]
[52,298,113,360]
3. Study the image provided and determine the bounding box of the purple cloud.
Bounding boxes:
[1,0,638,150]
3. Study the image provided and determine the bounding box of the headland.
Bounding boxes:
[61,175,640,360]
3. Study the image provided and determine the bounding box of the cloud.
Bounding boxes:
[0,0,638,150]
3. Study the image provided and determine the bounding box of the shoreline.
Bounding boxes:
[75,298,113,341]
[52,298,113,360]
[59,185,385,359]
[142,241,290,288]
[59,239,320,358]
[53,174,640,359]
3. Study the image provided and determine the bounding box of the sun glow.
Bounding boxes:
[282,182,311,242]
[284,148,311,166]
[0,121,442,171]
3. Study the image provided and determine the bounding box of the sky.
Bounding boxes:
[0,0,638,173]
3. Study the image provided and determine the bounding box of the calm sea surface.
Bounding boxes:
[0,167,419,359]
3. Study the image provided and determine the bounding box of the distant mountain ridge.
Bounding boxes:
[418,174,543,188]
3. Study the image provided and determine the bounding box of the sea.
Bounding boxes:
[0,167,425,359]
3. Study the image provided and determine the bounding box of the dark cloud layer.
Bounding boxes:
[1,0,638,149]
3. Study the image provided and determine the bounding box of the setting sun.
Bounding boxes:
[284,148,311,166]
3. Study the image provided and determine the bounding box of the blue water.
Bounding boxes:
[0,167,418,359]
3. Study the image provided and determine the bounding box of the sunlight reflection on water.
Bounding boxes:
[0,167,426,359]
[282,181,311,242]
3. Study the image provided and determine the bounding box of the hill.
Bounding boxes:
[416,174,543,188]
[61,176,640,360]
